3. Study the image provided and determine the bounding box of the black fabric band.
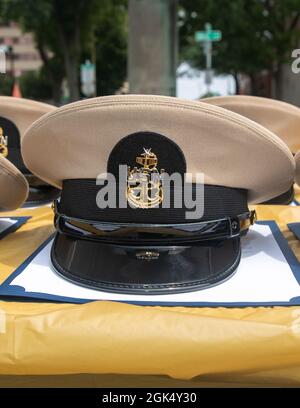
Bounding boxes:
[261,185,294,205]
[7,147,30,174]
[59,179,249,224]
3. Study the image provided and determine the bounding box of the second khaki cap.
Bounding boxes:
[0,96,59,205]
[202,95,300,153]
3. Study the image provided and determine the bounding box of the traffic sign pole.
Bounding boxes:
[195,23,222,94]
[204,23,212,71]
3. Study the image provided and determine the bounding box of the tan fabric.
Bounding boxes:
[0,97,56,195]
[0,96,55,139]
[22,95,295,203]
[202,95,300,153]
[0,154,28,210]
[295,150,300,186]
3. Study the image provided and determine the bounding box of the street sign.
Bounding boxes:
[80,59,96,97]
[195,30,222,42]
[0,46,7,73]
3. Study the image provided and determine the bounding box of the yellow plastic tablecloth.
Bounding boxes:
[0,204,300,387]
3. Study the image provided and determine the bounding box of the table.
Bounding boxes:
[0,204,300,387]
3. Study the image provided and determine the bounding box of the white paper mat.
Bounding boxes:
[0,218,18,235]
[2,222,300,305]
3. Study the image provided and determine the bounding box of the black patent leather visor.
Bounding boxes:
[50,208,255,295]
[51,233,241,295]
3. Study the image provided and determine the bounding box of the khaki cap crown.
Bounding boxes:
[203,95,300,153]
[22,95,295,204]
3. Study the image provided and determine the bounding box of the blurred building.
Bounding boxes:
[0,21,42,76]
[176,63,235,99]
[277,65,300,107]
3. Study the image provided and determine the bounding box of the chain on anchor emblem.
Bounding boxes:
[126,148,164,209]
[0,127,8,157]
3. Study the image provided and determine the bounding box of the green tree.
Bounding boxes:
[0,75,14,96]
[94,2,127,95]
[51,0,102,101]
[179,0,300,97]
[2,0,65,103]
[3,0,128,102]
[18,69,53,101]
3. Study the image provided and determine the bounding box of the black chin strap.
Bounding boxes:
[53,199,256,246]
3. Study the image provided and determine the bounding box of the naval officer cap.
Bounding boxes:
[202,95,300,153]
[0,96,60,205]
[203,95,300,204]
[22,95,294,294]
[0,154,28,210]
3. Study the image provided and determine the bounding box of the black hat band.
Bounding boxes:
[59,179,249,224]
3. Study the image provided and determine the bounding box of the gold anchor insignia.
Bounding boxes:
[126,148,164,209]
[0,127,8,157]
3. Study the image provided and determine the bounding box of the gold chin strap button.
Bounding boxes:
[239,210,257,232]
[52,199,60,214]
[250,210,257,225]
[0,127,8,157]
